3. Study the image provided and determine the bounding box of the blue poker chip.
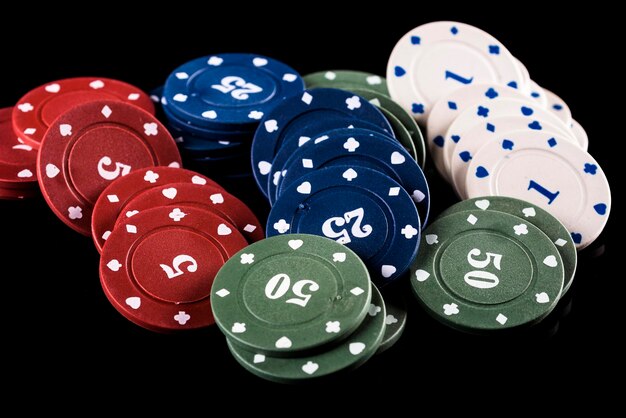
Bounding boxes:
[266,127,399,200]
[163,53,304,131]
[251,88,394,198]
[274,131,430,227]
[266,166,421,285]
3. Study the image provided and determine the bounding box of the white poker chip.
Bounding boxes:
[448,115,576,198]
[570,119,589,150]
[543,88,573,127]
[426,83,533,181]
[528,80,548,108]
[465,130,611,249]
[386,21,525,125]
[514,57,531,92]
[442,98,576,177]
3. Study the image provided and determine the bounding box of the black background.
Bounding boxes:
[1,6,619,403]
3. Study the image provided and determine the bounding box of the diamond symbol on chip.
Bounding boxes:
[240,253,255,264]
[174,311,191,325]
[127,93,140,101]
[554,238,567,247]
[443,303,459,316]
[324,71,337,80]
[389,187,400,196]
[175,72,189,79]
[101,105,112,118]
[345,95,362,110]
[301,92,313,105]
[126,224,137,234]
[343,137,359,152]
[467,214,478,225]
[243,224,257,233]
[215,289,230,297]
[496,314,508,325]
[350,287,364,296]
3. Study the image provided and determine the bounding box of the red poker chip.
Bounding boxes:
[0,107,38,190]
[115,182,265,243]
[100,204,248,332]
[37,100,182,236]
[12,77,155,148]
[91,166,223,253]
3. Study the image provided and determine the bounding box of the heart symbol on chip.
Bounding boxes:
[217,224,232,236]
[349,342,365,355]
[543,255,558,267]
[414,269,430,282]
[332,253,346,262]
[191,176,206,185]
[288,240,303,250]
[283,73,297,82]
[275,336,292,348]
[425,234,438,245]
[302,361,319,375]
[89,80,105,89]
[381,265,396,278]
[296,181,311,194]
[202,110,217,119]
[46,164,60,178]
[475,199,490,210]
[45,83,61,93]
[535,292,550,304]
[59,124,72,136]
[390,151,406,165]
[522,207,536,217]
[162,188,177,199]
[210,193,224,204]
[125,297,141,309]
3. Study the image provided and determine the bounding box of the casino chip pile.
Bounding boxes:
[387,21,611,249]
[410,196,574,333]
[211,234,391,383]
[250,86,429,287]
[151,53,305,183]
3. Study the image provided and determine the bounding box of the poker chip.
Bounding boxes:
[91,166,221,253]
[211,234,373,356]
[115,182,264,243]
[447,116,575,198]
[100,205,248,332]
[37,100,181,235]
[0,107,38,191]
[387,21,525,124]
[442,98,576,178]
[303,70,389,96]
[465,130,611,249]
[410,210,564,332]
[251,88,393,198]
[226,282,386,383]
[274,131,430,226]
[13,77,154,148]
[426,83,534,180]
[439,197,577,295]
[350,88,426,168]
[267,166,421,285]
[163,53,304,131]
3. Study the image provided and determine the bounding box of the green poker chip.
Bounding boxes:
[303,70,389,96]
[410,210,564,332]
[226,283,386,383]
[439,196,577,295]
[350,88,426,169]
[373,103,418,164]
[376,287,407,354]
[211,234,372,356]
